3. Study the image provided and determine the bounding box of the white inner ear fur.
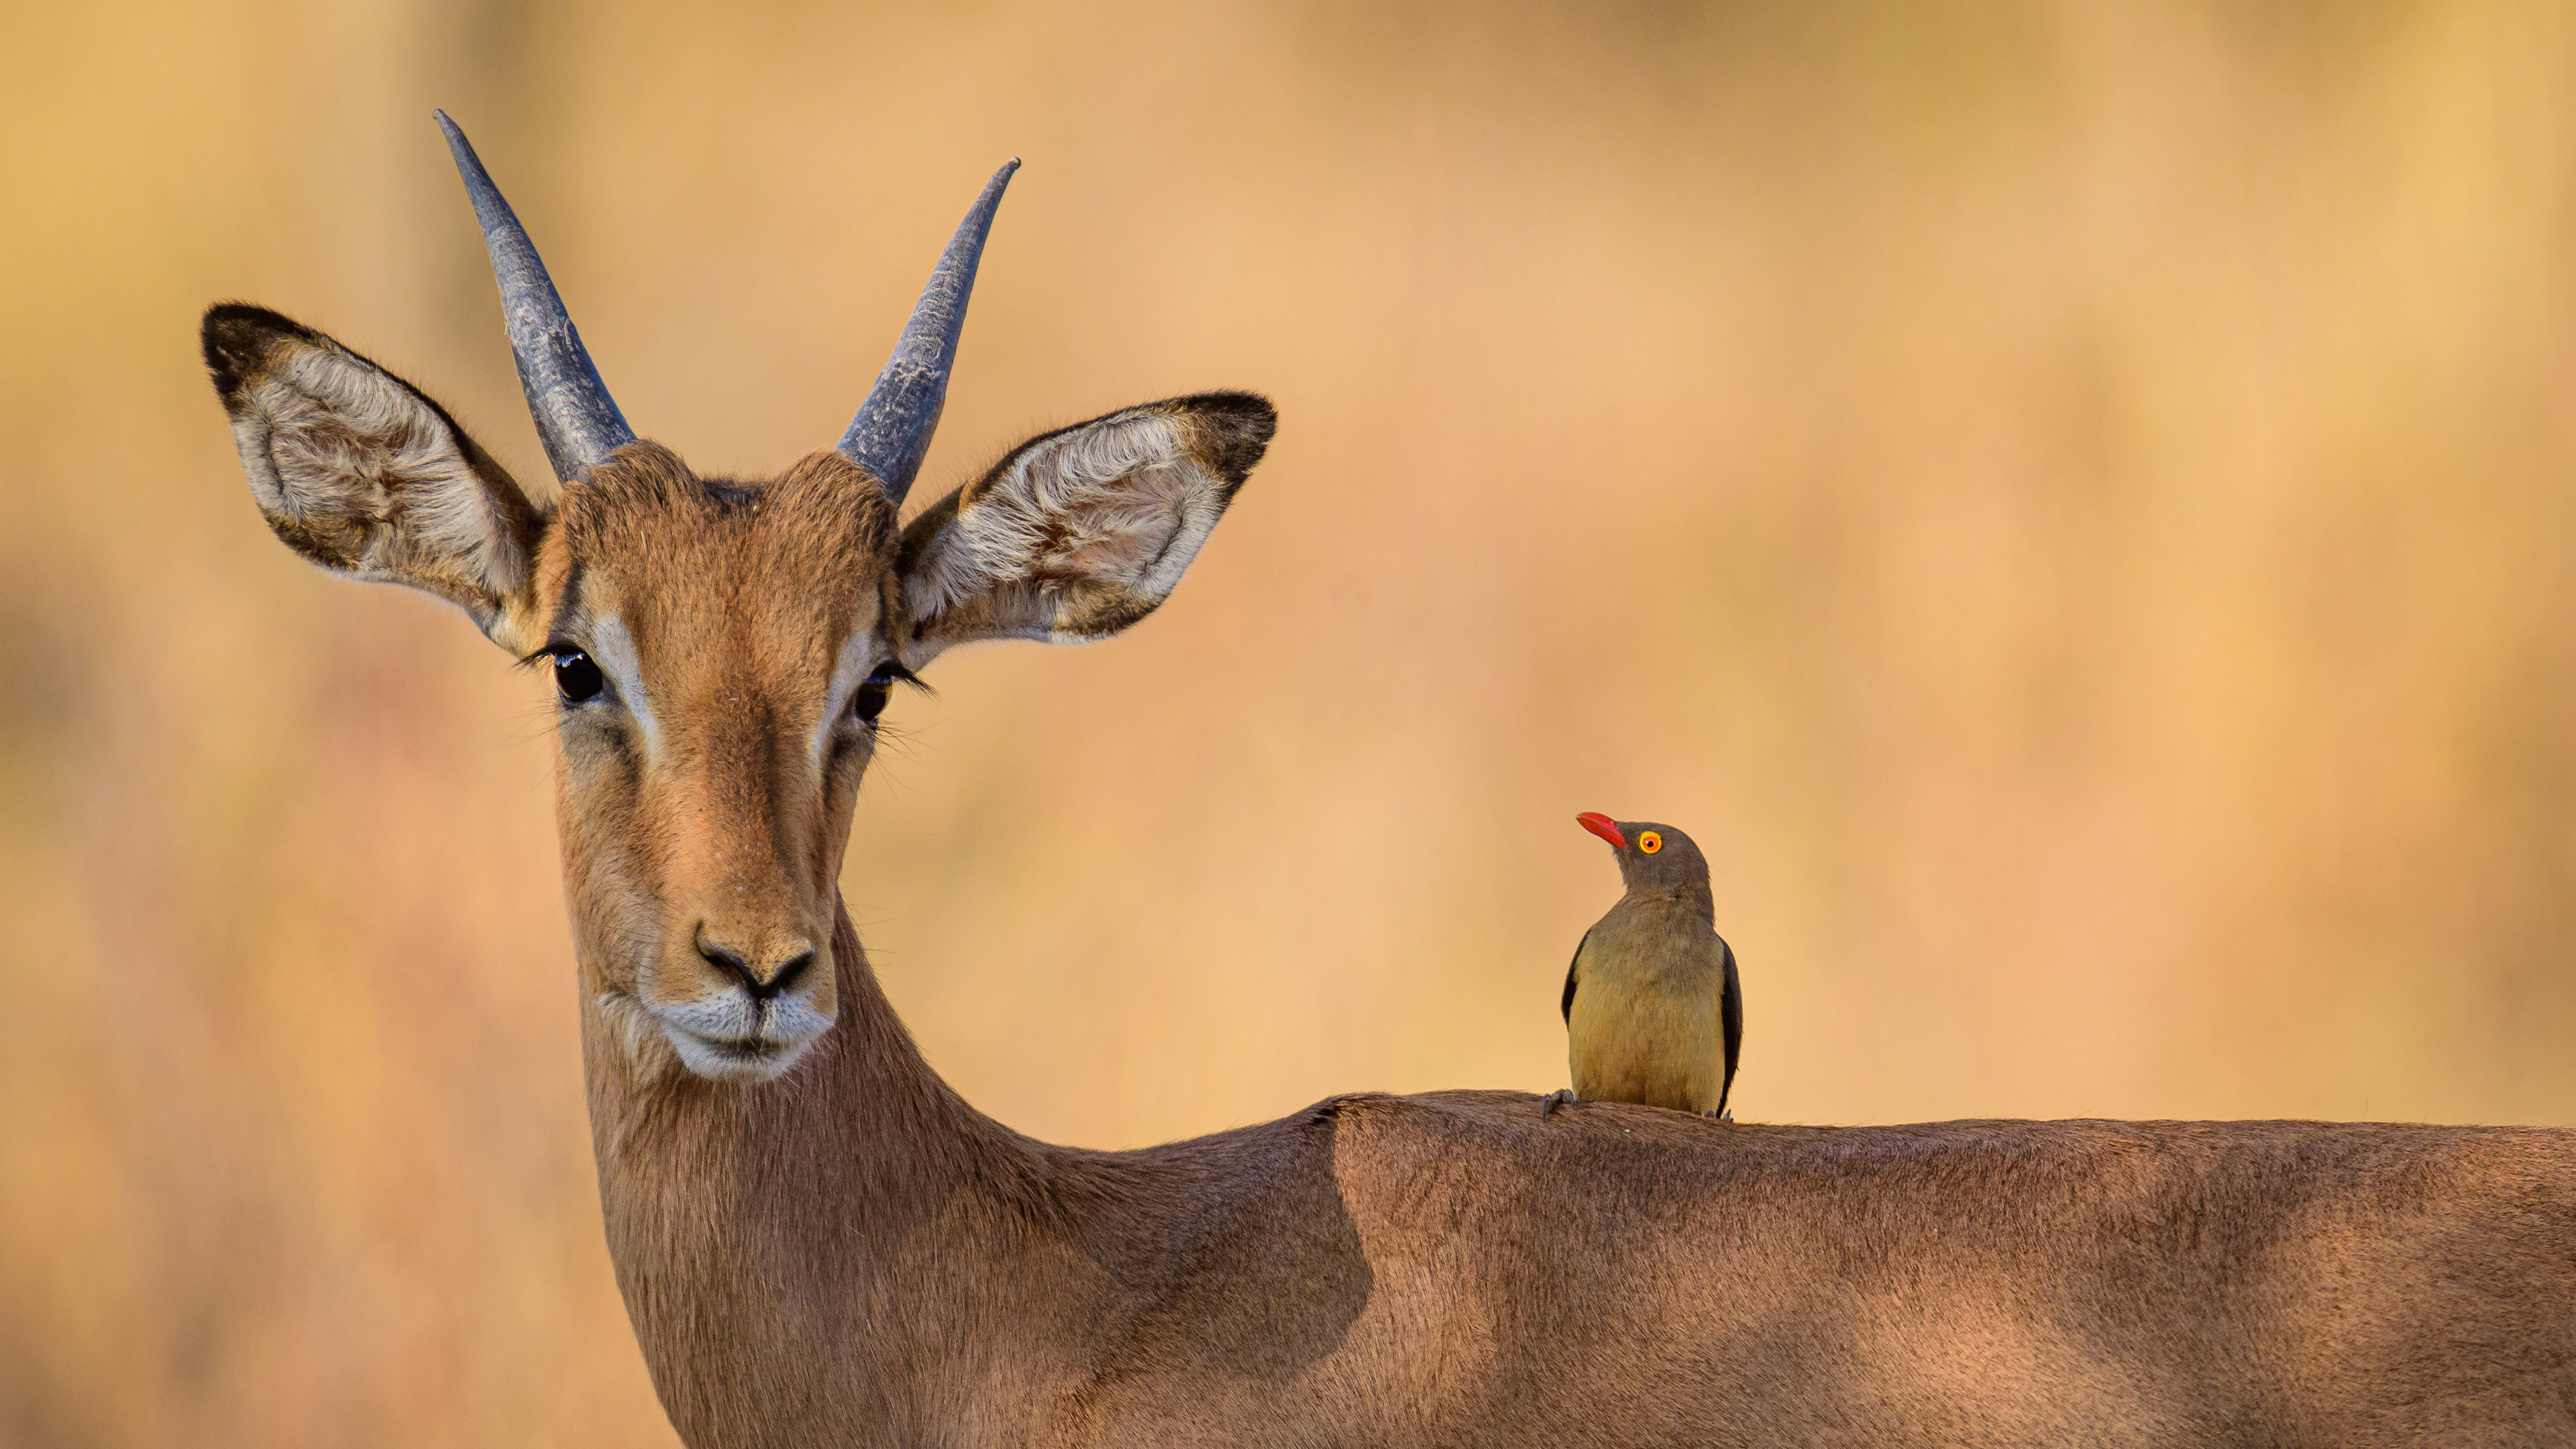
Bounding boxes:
[235,344,529,599]
[905,410,1222,634]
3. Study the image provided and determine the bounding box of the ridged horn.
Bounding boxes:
[436,110,636,483]
[837,160,1019,506]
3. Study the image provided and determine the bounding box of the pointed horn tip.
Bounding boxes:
[434,111,486,178]
[975,159,1020,196]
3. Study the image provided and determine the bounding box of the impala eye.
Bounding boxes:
[849,661,922,727]
[553,651,605,704]
[851,668,896,724]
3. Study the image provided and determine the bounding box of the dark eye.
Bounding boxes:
[850,667,896,724]
[553,651,606,704]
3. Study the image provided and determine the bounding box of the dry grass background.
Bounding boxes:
[6,1,2576,1443]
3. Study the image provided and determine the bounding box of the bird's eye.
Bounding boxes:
[553,651,605,704]
[1639,830,1663,854]
[850,667,897,725]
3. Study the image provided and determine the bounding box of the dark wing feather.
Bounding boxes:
[1715,933,1743,1118]
[1561,928,1590,1023]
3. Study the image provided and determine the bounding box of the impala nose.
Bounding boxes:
[696,930,818,1001]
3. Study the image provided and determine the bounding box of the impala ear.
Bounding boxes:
[892,392,1275,665]
[201,303,549,653]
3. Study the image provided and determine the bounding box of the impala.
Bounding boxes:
[202,115,2576,1447]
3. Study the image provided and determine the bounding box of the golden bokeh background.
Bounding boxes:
[7,1,2576,1442]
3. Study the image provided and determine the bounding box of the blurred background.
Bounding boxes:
[7,1,2576,1442]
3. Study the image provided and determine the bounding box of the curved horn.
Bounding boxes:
[837,160,1019,506]
[435,110,635,483]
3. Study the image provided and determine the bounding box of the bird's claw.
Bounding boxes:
[1703,1109,1734,1123]
[1540,1089,1576,1118]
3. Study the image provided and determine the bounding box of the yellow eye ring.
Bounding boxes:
[1639,830,1663,854]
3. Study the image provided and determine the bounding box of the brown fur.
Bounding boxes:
[204,305,2576,1446]
[547,444,894,1062]
[606,928,2576,1446]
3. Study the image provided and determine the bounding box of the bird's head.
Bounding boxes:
[1576,812,1712,902]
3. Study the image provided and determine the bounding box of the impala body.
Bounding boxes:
[203,117,2576,1447]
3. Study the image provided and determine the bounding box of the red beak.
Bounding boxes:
[1576,812,1626,849]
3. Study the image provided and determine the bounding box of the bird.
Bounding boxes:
[1542,812,1742,1121]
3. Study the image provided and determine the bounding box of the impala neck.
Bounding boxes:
[577,898,1055,1438]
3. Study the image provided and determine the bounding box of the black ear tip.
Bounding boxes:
[203,301,302,333]
[1177,390,1278,483]
[203,303,272,393]
[201,303,326,403]
[1194,390,1277,429]
[201,302,305,360]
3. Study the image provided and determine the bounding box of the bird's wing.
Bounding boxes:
[1560,928,1591,1024]
[1715,932,1743,1118]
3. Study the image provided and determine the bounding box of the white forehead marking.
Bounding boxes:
[812,619,881,763]
[588,614,664,760]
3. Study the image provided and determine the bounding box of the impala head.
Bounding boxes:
[203,115,1273,1083]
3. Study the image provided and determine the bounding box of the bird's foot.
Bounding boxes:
[1540,1089,1577,1118]
[1704,1109,1734,1123]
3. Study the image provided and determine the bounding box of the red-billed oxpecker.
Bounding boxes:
[1543,814,1743,1120]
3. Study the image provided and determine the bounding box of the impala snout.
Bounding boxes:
[612,658,860,1082]
[645,914,839,1081]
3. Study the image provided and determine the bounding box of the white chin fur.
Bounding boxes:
[646,994,835,1082]
[619,963,837,1081]
[663,1024,820,1082]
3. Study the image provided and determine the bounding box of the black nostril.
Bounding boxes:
[698,939,763,996]
[698,936,812,1002]
[767,951,816,998]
